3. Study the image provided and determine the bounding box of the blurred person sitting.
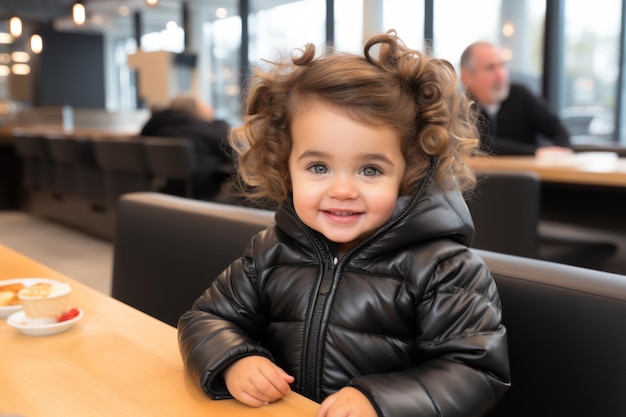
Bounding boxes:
[460,41,573,157]
[140,95,233,199]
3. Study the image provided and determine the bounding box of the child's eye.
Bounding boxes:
[361,166,382,176]
[307,163,329,174]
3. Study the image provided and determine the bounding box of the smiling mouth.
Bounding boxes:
[325,210,362,216]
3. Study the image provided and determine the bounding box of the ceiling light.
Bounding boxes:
[30,34,43,54]
[11,51,30,63]
[0,65,9,77]
[10,17,22,38]
[502,22,515,37]
[215,8,228,19]
[73,3,86,26]
[145,0,159,6]
[0,33,13,44]
[501,48,513,61]
[11,63,31,75]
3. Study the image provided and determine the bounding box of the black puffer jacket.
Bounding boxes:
[178,183,511,417]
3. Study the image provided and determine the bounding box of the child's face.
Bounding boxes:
[288,103,406,253]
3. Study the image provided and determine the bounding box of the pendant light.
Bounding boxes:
[73,2,86,26]
[9,17,22,38]
[30,34,43,54]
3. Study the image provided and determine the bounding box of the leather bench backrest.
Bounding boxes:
[477,249,626,417]
[112,192,274,327]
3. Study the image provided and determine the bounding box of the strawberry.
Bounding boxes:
[58,308,80,322]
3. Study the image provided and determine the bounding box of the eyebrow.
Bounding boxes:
[296,150,396,166]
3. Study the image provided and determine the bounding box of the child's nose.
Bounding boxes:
[328,176,359,199]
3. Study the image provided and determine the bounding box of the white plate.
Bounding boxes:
[7,308,84,336]
[0,278,62,318]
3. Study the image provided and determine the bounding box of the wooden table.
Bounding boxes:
[470,155,626,187]
[0,244,319,417]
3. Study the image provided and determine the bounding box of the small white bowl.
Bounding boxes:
[7,308,84,336]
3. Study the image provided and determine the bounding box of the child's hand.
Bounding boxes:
[223,356,295,407]
[316,387,377,417]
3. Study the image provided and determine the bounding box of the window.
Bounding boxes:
[433,0,545,94]
[250,0,326,68]
[561,0,621,144]
[207,14,242,125]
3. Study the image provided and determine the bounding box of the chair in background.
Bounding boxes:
[73,137,108,210]
[467,171,540,258]
[13,133,54,193]
[143,136,196,198]
[46,135,80,198]
[467,170,618,270]
[92,137,152,206]
[47,134,107,209]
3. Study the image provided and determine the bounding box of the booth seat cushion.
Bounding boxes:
[112,192,274,327]
[477,249,626,417]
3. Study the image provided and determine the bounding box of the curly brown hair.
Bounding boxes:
[229,30,480,204]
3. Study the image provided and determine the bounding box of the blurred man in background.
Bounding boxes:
[141,95,233,199]
[460,41,572,156]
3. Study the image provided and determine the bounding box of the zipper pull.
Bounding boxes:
[320,257,338,294]
[329,256,338,269]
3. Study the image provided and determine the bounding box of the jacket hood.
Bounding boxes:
[275,177,476,260]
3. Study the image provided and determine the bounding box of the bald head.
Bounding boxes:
[170,95,215,121]
[460,42,510,107]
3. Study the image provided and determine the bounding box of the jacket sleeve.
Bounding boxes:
[177,237,273,399]
[348,250,511,417]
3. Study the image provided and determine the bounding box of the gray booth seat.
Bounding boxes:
[112,192,626,416]
[478,248,626,417]
[112,192,274,327]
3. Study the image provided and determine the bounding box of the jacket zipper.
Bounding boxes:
[289,159,437,401]
[300,229,338,400]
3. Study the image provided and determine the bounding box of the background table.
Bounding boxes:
[469,155,626,275]
[470,155,626,187]
[0,244,319,417]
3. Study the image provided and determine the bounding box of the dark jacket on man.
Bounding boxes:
[141,109,232,198]
[178,180,511,417]
[475,83,571,155]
